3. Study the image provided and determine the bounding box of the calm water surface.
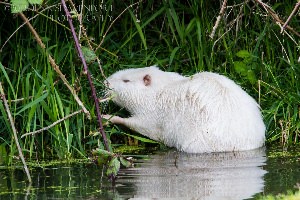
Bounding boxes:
[0,145,299,199]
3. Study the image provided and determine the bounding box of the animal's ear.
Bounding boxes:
[143,74,151,86]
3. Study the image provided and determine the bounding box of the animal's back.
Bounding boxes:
[157,72,265,153]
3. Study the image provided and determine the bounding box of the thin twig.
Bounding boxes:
[10,96,31,103]
[211,2,246,53]
[61,0,110,152]
[253,0,300,38]
[210,0,228,39]
[21,110,83,138]
[18,13,45,48]
[18,12,91,119]
[281,2,300,33]
[0,83,32,183]
[9,90,43,103]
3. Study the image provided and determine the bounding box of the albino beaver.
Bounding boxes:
[104,66,265,153]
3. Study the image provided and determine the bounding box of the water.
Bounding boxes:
[0,145,299,199]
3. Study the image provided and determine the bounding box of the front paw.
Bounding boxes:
[102,114,113,120]
[102,114,124,124]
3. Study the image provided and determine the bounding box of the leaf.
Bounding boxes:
[93,148,114,157]
[119,6,165,50]
[0,63,16,99]
[26,84,45,130]
[11,0,29,13]
[82,46,97,64]
[97,156,109,166]
[122,132,159,144]
[54,88,64,117]
[247,70,257,84]
[28,0,43,4]
[169,47,180,67]
[120,157,132,168]
[185,18,196,34]
[0,100,12,134]
[168,0,183,41]
[106,157,120,177]
[41,37,50,43]
[0,144,8,165]
[16,88,48,115]
[40,100,55,121]
[233,61,247,75]
[129,10,147,50]
[140,6,165,29]
[236,50,251,59]
[67,134,73,150]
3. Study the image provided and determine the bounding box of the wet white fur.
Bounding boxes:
[106,66,265,153]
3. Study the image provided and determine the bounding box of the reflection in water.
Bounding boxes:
[1,146,300,199]
[0,148,270,199]
[116,148,267,200]
[0,163,114,199]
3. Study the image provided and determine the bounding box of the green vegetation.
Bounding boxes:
[258,189,300,200]
[0,0,299,169]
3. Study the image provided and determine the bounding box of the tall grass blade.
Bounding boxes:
[0,63,16,99]
[128,10,147,50]
[17,88,48,115]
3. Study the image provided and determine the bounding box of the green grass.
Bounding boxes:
[0,0,299,163]
[258,189,300,200]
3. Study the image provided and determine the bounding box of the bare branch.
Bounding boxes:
[0,83,32,183]
[210,0,228,39]
[253,0,300,38]
[281,2,300,33]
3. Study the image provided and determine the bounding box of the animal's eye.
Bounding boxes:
[123,79,130,83]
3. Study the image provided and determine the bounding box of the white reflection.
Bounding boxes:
[117,148,266,200]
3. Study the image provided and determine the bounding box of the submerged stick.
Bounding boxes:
[61,0,110,152]
[0,83,32,183]
[21,109,83,138]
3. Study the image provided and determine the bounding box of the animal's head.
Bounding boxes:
[105,66,183,113]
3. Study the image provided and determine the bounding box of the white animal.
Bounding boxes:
[104,66,265,153]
